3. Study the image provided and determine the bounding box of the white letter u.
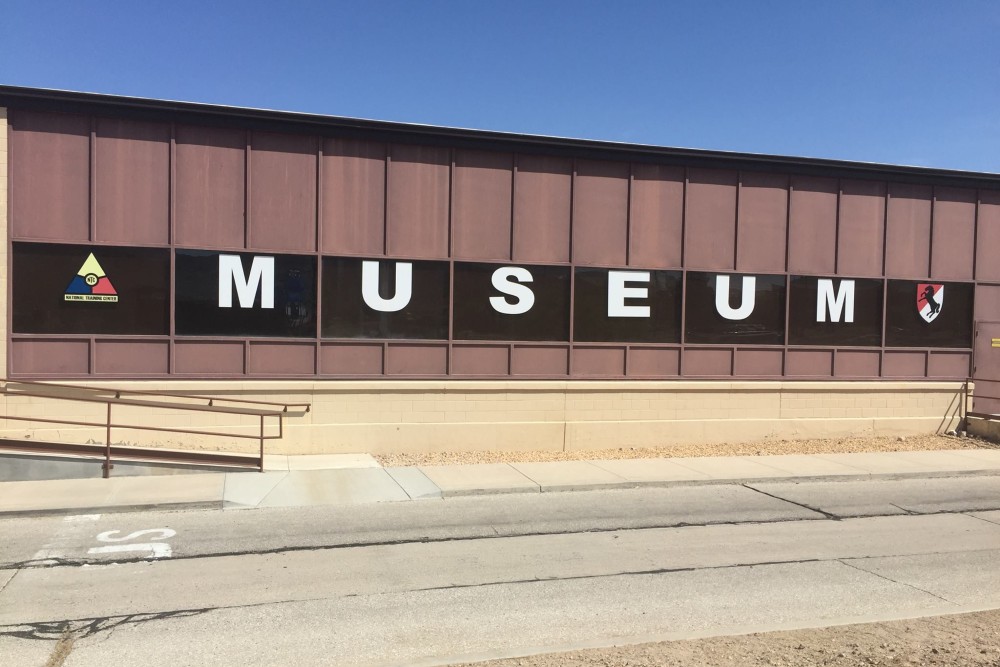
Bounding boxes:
[361,261,412,312]
[715,275,756,320]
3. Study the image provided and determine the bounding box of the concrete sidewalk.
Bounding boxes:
[1,448,999,517]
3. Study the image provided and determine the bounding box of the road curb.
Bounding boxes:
[425,468,1000,498]
[3,467,1000,515]
[0,499,223,519]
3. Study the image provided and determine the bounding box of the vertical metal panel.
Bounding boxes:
[248,342,315,375]
[684,169,737,270]
[387,144,450,258]
[452,150,513,260]
[927,351,970,378]
[511,345,569,375]
[629,164,683,268]
[973,324,1000,413]
[734,349,783,376]
[572,159,629,266]
[451,344,509,375]
[882,351,927,378]
[321,138,386,256]
[249,132,317,252]
[931,187,976,281]
[785,349,834,376]
[95,118,170,245]
[174,341,245,375]
[386,343,448,375]
[834,350,880,377]
[175,125,246,249]
[977,190,1000,282]
[683,348,733,376]
[837,180,886,277]
[736,172,788,273]
[572,346,626,376]
[10,110,91,241]
[885,183,932,278]
[976,285,1000,327]
[94,340,169,374]
[627,348,680,376]
[513,155,572,263]
[320,343,383,375]
[10,339,89,375]
[787,176,837,275]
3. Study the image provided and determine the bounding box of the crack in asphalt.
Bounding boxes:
[0,515,831,570]
[5,547,993,643]
[967,512,1000,527]
[0,568,18,595]
[0,609,211,642]
[405,556,833,593]
[740,484,842,520]
[5,505,1000,571]
[837,558,957,605]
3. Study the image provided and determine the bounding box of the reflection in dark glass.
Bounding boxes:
[175,251,316,337]
[685,272,785,344]
[453,263,569,341]
[885,280,973,348]
[573,268,681,343]
[322,257,449,339]
[12,242,169,335]
[788,277,883,346]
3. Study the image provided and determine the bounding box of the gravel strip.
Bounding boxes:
[373,434,996,468]
[456,608,1000,667]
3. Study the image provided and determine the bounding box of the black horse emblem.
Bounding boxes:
[920,285,940,316]
[917,283,944,323]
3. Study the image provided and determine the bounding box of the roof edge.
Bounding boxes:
[1,84,998,188]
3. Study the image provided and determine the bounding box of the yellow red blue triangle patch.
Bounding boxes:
[64,253,118,302]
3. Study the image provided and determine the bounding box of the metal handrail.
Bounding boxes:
[967,377,1000,421]
[0,379,311,476]
[1,378,310,413]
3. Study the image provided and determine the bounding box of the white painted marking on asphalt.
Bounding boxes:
[64,514,101,522]
[86,528,177,560]
[95,528,176,543]
[88,543,173,558]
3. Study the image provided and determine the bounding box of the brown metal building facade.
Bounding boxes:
[0,86,996,454]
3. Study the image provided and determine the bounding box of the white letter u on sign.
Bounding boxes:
[362,261,412,312]
[715,275,756,320]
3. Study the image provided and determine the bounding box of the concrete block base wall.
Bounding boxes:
[0,381,967,456]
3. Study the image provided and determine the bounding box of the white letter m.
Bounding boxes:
[816,279,854,323]
[219,255,274,309]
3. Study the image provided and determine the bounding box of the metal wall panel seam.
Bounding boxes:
[929,186,937,279]
[168,122,177,374]
[243,130,251,251]
[566,158,576,377]
[447,148,455,376]
[314,137,323,375]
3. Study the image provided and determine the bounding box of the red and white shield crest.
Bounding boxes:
[917,283,944,323]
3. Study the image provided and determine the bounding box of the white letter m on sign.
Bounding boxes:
[816,279,854,323]
[219,255,274,309]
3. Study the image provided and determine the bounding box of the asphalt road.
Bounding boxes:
[2,477,1000,666]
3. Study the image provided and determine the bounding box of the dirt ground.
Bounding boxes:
[456,608,1000,667]
[374,433,995,467]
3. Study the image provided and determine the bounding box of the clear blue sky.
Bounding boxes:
[3,1,998,172]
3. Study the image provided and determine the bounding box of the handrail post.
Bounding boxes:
[964,379,971,431]
[259,414,265,473]
[104,402,112,479]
